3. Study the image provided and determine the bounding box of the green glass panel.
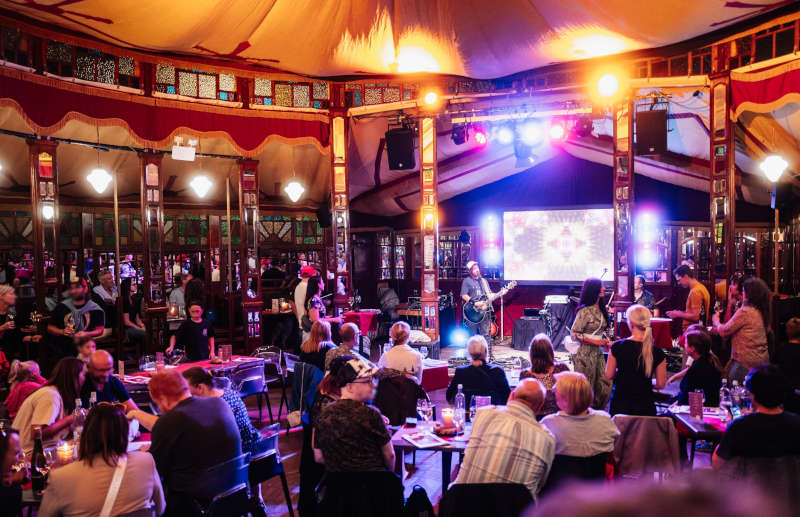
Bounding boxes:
[186,215,199,220]
[95,219,103,237]
[119,217,129,237]
[186,236,199,245]
[221,221,228,237]
[178,220,185,237]
[200,220,208,236]
[231,237,241,245]
[165,215,173,221]
[304,237,316,244]
[103,236,114,247]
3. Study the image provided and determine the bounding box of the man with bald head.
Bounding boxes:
[453,378,555,499]
[80,349,138,412]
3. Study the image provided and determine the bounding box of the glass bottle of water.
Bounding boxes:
[72,398,86,435]
[454,384,466,429]
[719,379,732,423]
[89,391,97,409]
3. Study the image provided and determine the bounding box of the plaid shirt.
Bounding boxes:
[454,401,555,499]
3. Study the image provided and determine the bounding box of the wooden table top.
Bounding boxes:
[391,423,472,453]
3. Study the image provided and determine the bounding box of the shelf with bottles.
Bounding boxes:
[676,224,712,284]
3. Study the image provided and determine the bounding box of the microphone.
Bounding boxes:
[600,267,608,280]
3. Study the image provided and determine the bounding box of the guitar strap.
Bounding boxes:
[479,277,491,299]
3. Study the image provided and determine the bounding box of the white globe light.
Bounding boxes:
[189,175,213,198]
[423,91,438,105]
[520,121,542,146]
[496,126,514,145]
[284,181,305,202]
[86,168,112,194]
[597,73,620,98]
[41,204,55,220]
[759,155,788,183]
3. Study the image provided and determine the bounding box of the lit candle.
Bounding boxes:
[56,442,74,464]
[441,408,454,429]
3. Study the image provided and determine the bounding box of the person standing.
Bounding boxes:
[121,278,146,347]
[0,284,42,362]
[47,279,105,359]
[712,277,770,384]
[605,305,667,416]
[294,265,317,343]
[167,273,191,333]
[453,378,555,500]
[167,302,215,361]
[667,265,710,333]
[460,261,495,347]
[570,278,612,410]
[91,268,118,337]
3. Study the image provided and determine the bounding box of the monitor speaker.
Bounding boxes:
[316,204,332,228]
[636,110,667,155]
[385,127,416,170]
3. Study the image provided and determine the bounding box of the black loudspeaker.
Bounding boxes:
[315,204,332,228]
[636,110,667,155]
[385,128,416,170]
[774,182,793,211]
[523,307,539,317]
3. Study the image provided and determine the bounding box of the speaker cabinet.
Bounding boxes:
[316,204,332,228]
[636,110,667,155]
[385,128,416,170]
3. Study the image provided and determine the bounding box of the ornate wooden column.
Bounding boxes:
[330,85,351,311]
[237,159,262,352]
[139,152,167,354]
[27,140,60,312]
[611,96,635,327]
[419,117,439,340]
[709,69,736,300]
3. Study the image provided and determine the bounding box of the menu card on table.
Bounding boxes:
[403,431,449,449]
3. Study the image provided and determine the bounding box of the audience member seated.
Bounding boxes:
[146,370,242,514]
[299,356,350,516]
[314,358,394,473]
[669,330,723,406]
[3,360,46,419]
[0,284,42,362]
[378,321,423,384]
[12,357,85,454]
[453,378,555,500]
[180,366,262,455]
[713,364,800,468]
[325,322,367,370]
[47,279,105,359]
[520,333,570,417]
[541,371,619,458]
[38,403,165,517]
[80,350,138,412]
[167,301,215,361]
[90,268,118,338]
[446,335,510,408]
[0,427,22,516]
[712,277,770,383]
[633,274,656,310]
[300,320,336,372]
[527,478,790,517]
[121,278,146,348]
[605,304,666,416]
[75,337,97,363]
[776,317,800,413]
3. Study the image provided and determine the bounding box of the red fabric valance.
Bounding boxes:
[0,69,329,156]
[731,59,800,119]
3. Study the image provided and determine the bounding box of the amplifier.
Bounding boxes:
[523,307,540,317]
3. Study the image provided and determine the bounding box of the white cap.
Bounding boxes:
[466,261,478,271]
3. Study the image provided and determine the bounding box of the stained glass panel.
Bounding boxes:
[274,84,292,106]
[293,85,310,107]
[219,73,236,91]
[47,41,72,62]
[312,82,329,99]
[198,74,216,98]
[76,54,94,81]
[97,55,115,84]
[254,78,271,96]
[178,71,198,96]
[156,64,175,85]
[384,88,400,103]
[364,88,382,105]
[118,57,134,76]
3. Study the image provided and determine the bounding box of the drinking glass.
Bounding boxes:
[419,346,429,359]
[222,344,232,363]
[155,352,165,369]
[469,397,477,422]
[416,398,431,429]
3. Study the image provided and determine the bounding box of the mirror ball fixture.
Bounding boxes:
[284,180,305,202]
[86,167,113,194]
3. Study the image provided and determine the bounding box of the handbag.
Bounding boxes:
[99,455,128,517]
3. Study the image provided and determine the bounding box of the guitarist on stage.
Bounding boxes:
[460,261,495,347]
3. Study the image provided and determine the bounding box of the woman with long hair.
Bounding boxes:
[11,357,86,453]
[570,278,613,409]
[303,275,326,325]
[300,320,335,372]
[0,284,42,362]
[120,277,146,344]
[38,403,165,516]
[605,305,667,416]
[712,277,770,383]
[520,333,570,417]
[673,330,723,406]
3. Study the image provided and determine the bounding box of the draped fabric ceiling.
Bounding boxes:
[0,0,796,214]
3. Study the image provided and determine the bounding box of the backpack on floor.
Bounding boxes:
[404,484,435,517]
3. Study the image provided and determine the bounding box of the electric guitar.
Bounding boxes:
[463,280,517,324]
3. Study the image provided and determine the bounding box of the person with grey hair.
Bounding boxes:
[446,335,510,407]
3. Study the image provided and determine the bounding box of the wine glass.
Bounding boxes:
[469,397,477,422]
[419,346,429,360]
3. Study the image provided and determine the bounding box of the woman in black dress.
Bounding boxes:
[605,304,667,416]
[674,330,723,406]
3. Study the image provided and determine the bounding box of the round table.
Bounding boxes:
[618,317,673,348]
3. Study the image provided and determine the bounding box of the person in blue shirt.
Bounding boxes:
[79,349,138,413]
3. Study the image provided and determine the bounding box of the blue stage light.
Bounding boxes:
[450,328,469,347]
